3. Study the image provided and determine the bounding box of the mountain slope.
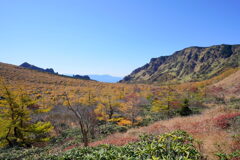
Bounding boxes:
[121,44,240,84]
[210,69,240,98]
[0,62,93,86]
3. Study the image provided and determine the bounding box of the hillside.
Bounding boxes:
[121,44,240,84]
[210,69,240,98]
[20,62,91,80]
[0,62,91,86]
[0,61,151,102]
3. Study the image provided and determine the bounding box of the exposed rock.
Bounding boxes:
[73,74,90,80]
[20,62,55,74]
[20,62,91,81]
[120,44,240,84]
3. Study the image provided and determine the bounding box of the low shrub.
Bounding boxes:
[42,130,202,160]
[50,128,82,144]
[216,150,240,160]
[214,113,240,129]
[228,97,240,109]
[0,146,48,160]
[99,123,128,135]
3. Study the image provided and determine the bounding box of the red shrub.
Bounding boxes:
[214,113,240,129]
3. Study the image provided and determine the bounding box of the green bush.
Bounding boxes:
[216,150,240,160]
[50,128,82,144]
[180,99,192,116]
[43,130,201,160]
[0,146,48,160]
[99,123,128,135]
[228,97,240,109]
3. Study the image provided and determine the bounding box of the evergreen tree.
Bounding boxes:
[179,99,192,116]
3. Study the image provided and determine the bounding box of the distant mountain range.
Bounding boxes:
[120,44,240,84]
[65,74,122,83]
[89,75,122,83]
[19,62,121,83]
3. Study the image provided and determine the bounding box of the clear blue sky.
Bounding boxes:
[0,0,240,77]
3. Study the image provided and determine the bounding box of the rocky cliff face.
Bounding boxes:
[20,62,56,74]
[120,44,240,84]
[20,62,91,80]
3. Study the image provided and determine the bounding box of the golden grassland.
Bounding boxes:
[0,62,152,89]
[0,62,154,102]
[0,62,240,159]
[0,62,157,126]
[1,62,239,101]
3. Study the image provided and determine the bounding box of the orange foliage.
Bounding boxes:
[118,119,132,126]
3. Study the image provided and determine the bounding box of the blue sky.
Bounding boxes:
[0,0,240,77]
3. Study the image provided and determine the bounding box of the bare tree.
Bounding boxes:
[64,92,97,147]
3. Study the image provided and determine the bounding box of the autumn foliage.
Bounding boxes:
[0,81,53,147]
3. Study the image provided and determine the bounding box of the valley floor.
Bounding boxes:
[0,103,239,160]
[88,104,240,160]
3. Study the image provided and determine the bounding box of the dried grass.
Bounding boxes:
[90,106,239,159]
[212,69,240,98]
